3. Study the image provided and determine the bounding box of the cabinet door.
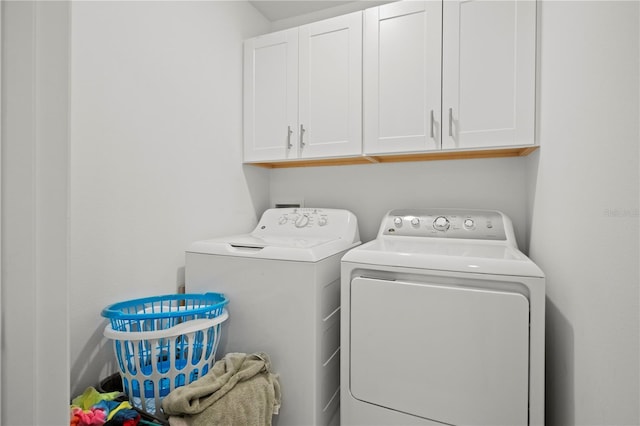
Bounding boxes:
[244,28,299,162]
[442,0,536,150]
[363,1,442,155]
[298,12,362,159]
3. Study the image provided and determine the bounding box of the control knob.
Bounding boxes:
[410,217,420,228]
[318,216,328,226]
[393,217,403,228]
[295,214,310,228]
[433,216,450,231]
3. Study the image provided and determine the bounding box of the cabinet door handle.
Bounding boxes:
[287,126,293,149]
[448,108,453,138]
[300,124,306,148]
[430,110,435,139]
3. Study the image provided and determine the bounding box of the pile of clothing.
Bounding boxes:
[70,387,141,426]
[71,352,279,426]
[162,352,281,426]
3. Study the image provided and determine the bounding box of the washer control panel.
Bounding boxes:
[251,208,360,243]
[382,209,507,241]
[272,208,330,229]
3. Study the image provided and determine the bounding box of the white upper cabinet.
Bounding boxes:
[299,12,363,158]
[244,1,537,165]
[364,0,536,155]
[363,1,443,155]
[244,12,362,162]
[244,28,298,162]
[442,0,536,150]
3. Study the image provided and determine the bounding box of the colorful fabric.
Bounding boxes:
[71,387,120,411]
[70,407,106,426]
[70,386,139,426]
[103,409,140,426]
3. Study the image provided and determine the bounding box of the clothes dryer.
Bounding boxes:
[341,209,544,426]
[186,208,360,426]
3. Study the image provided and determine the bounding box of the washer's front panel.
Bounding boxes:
[186,252,343,426]
[350,276,529,426]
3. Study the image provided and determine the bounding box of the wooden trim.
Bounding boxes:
[363,156,380,163]
[245,146,540,169]
[518,146,539,156]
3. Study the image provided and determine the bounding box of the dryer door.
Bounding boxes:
[349,277,529,426]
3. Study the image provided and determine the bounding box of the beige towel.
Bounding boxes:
[162,352,281,426]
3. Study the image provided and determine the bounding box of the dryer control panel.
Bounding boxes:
[381,209,509,241]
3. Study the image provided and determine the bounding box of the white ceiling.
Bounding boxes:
[249,1,356,21]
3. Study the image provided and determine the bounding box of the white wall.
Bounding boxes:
[2,1,70,424]
[269,158,531,246]
[69,1,271,395]
[529,1,639,425]
[268,0,392,31]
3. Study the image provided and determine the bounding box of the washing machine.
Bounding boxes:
[341,208,545,426]
[186,207,360,426]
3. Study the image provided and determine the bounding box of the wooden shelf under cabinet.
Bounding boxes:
[246,146,539,169]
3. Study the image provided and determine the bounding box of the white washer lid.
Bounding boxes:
[188,235,358,262]
[187,208,361,262]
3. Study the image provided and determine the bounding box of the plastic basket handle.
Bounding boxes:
[103,310,229,341]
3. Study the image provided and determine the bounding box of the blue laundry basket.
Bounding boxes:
[102,293,228,419]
